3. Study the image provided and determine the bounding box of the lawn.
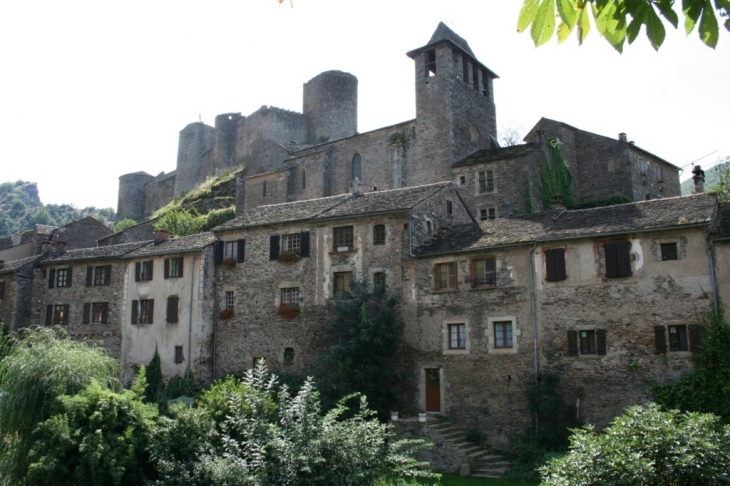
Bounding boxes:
[417,474,536,486]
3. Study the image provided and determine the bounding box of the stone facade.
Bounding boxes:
[0,256,42,331]
[98,218,160,247]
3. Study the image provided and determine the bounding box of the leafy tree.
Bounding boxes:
[144,348,165,404]
[539,403,730,485]
[112,218,137,232]
[518,0,730,51]
[0,327,121,484]
[711,159,730,202]
[316,280,405,420]
[154,208,206,237]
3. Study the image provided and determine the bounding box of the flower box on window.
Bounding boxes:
[277,250,300,263]
[276,303,301,319]
[219,308,234,320]
[221,258,236,269]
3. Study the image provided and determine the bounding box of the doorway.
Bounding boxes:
[425,368,441,412]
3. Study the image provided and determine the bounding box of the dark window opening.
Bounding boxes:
[449,323,466,349]
[604,241,632,278]
[480,208,496,221]
[669,325,688,351]
[459,175,466,185]
[435,262,458,290]
[302,169,306,190]
[462,59,469,84]
[426,49,436,77]
[56,268,71,288]
[284,347,295,365]
[225,291,234,310]
[334,272,352,295]
[374,272,386,290]
[333,226,354,250]
[471,258,496,287]
[263,181,267,197]
[472,67,478,90]
[494,321,513,348]
[427,221,432,235]
[656,166,663,182]
[374,224,386,245]
[174,345,184,364]
[482,71,490,97]
[580,330,596,354]
[545,248,567,281]
[447,200,453,214]
[661,243,678,261]
[53,304,68,325]
[352,153,362,181]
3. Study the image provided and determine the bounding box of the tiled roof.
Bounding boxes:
[452,144,538,168]
[0,254,45,275]
[416,193,717,256]
[41,241,151,264]
[710,202,730,240]
[213,182,452,231]
[123,232,216,258]
[428,22,475,56]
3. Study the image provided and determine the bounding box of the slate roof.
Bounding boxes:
[123,232,216,258]
[40,241,151,264]
[213,182,452,231]
[416,193,717,256]
[710,202,730,240]
[0,229,33,251]
[0,254,45,275]
[452,143,538,168]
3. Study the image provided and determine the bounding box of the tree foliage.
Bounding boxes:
[112,218,137,232]
[539,403,730,485]
[710,158,730,202]
[518,0,730,51]
[316,280,405,419]
[538,137,575,210]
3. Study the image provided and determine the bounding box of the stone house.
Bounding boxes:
[120,231,216,382]
[0,255,45,331]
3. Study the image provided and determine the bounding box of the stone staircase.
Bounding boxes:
[426,420,510,479]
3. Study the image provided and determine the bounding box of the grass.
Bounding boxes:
[409,473,535,486]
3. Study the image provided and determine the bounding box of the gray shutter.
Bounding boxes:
[596,329,607,355]
[237,239,246,263]
[178,258,184,278]
[131,300,138,324]
[553,248,566,280]
[270,235,280,260]
[49,269,55,288]
[83,303,91,324]
[62,304,69,325]
[688,324,701,353]
[148,261,153,280]
[86,266,93,287]
[546,249,557,281]
[616,241,632,277]
[300,232,310,258]
[164,259,170,279]
[101,303,109,324]
[66,268,72,287]
[135,262,141,282]
[654,326,667,354]
[104,265,112,285]
[167,296,179,324]
[45,304,53,326]
[148,299,154,324]
[215,241,224,263]
[568,330,578,357]
[604,242,618,278]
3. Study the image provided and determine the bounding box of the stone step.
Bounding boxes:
[426,421,454,431]
[457,445,483,455]
[475,460,510,468]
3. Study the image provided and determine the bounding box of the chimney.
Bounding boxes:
[349,179,363,196]
[619,133,627,142]
[692,165,706,194]
[552,194,565,210]
[154,229,169,246]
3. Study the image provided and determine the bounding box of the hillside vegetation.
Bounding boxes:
[0,181,115,239]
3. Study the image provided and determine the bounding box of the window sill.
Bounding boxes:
[443,349,469,355]
[489,347,517,355]
[329,248,356,255]
[433,289,459,294]
[666,351,692,358]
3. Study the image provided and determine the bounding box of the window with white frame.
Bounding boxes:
[281,287,299,306]
[282,233,301,253]
[225,291,235,310]
[443,319,470,355]
[224,241,238,261]
[487,316,519,354]
[479,208,496,221]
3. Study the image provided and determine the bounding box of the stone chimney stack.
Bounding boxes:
[154,229,169,246]
[350,179,363,196]
[619,133,628,142]
[692,165,706,194]
[552,194,565,210]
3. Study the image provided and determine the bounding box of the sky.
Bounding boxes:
[0,1,728,211]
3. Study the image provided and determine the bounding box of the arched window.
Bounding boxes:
[352,153,362,181]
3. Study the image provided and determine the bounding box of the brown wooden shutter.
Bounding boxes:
[215,241,224,263]
[553,249,566,280]
[104,265,112,285]
[604,242,618,278]
[101,303,108,324]
[688,324,701,353]
[616,241,632,277]
[0,281,4,300]
[568,330,578,356]
[270,235,280,260]
[131,300,138,324]
[66,268,72,287]
[167,296,179,324]
[546,250,557,281]
[148,299,154,324]
[147,261,153,280]
[135,262,141,282]
[178,258,183,278]
[164,258,170,279]
[596,329,607,355]
[49,269,56,288]
[654,326,667,354]
[45,304,53,326]
[86,266,93,287]
[237,239,246,263]
[62,304,69,325]
[83,303,91,324]
[300,232,310,258]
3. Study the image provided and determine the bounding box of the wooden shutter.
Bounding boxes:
[167,296,179,324]
[83,303,91,324]
[568,330,578,357]
[654,326,667,354]
[164,259,170,279]
[62,304,69,325]
[135,262,141,282]
[101,303,108,324]
[215,241,224,263]
[270,235,280,260]
[131,300,138,324]
[148,299,154,324]
[178,258,184,278]
[300,232,310,258]
[604,242,618,278]
[104,265,112,285]
[45,304,53,326]
[237,239,246,263]
[596,329,607,355]
[616,241,632,277]
[688,324,701,353]
[66,268,72,287]
[549,248,567,281]
[86,266,93,287]
[147,261,153,280]
[0,281,4,300]
[48,268,56,288]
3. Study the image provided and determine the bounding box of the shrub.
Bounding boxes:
[112,218,137,232]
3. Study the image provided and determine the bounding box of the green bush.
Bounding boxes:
[112,218,137,232]
[539,403,730,485]
[154,208,205,237]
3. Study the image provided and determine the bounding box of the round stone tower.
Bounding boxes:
[117,172,154,222]
[215,113,242,172]
[303,70,357,144]
[175,122,215,195]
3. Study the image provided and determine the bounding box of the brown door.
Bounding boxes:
[425,368,441,412]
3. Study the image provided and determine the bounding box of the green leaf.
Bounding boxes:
[517,0,540,33]
[557,0,578,28]
[656,0,680,27]
[627,15,642,43]
[578,4,592,44]
[645,5,667,49]
[557,21,575,42]
[684,0,704,34]
[531,0,558,46]
[699,0,720,47]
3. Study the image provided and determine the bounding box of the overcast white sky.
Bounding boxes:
[1,1,728,211]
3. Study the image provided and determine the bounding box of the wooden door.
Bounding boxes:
[425,368,441,412]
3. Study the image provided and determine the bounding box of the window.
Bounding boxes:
[283,347,295,365]
[669,325,688,351]
[426,221,432,235]
[219,239,245,264]
[434,262,458,291]
[374,272,386,290]
[174,345,184,364]
[166,296,179,324]
[225,241,238,261]
[656,165,663,182]
[281,287,300,305]
[426,49,436,76]
[131,299,154,324]
[479,208,496,221]
[607,158,620,173]
[225,291,234,310]
[481,71,490,97]
[448,323,466,349]
[568,329,607,356]
[91,303,104,323]
[471,258,496,287]
[83,302,108,324]
[447,200,453,214]
[263,181,267,197]
[163,257,183,279]
[253,357,266,369]
[135,261,153,282]
[655,324,700,354]
[545,248,567,281]
[638,157,647,174]
[282,234,301,253]
[493,321,513,348]
[56,268,71,288]
[333,272,353,295]
[373,224,386,245]
[352,153,362,181]
[604,241,632,278]
[87,265,111,287]
[472,67,478,90]
[478,170,494,193]
[333,226,354,250]
[50,304,69,325]
[580,330,596,354]
[661,243,678,261]
[459,175,466,185]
